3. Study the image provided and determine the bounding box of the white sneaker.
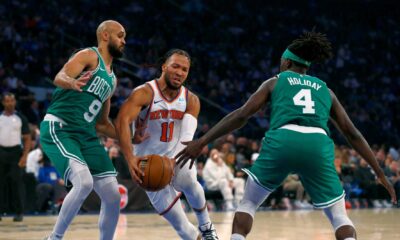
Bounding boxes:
[372,200,383,208]
[382,200,392,208]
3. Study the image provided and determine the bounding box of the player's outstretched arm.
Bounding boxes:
[176,77,276,168]
[95,98,117,138]
[54,49,97,91]
[115,85,152,183]
[329,89,397,204]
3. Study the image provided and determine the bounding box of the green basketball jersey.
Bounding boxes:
[46,47,117,132]
[269,70,332,135]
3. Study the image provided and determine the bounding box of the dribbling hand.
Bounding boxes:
[127,156,147,184]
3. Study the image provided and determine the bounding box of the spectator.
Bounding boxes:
[35,155,66,213]
[282,174,312,209]
[203,149,245,210]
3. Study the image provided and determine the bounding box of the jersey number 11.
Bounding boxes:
[160,122,174,142]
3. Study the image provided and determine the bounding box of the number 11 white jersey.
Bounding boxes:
[134,79,188,158]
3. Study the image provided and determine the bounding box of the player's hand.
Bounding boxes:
[175,139,204,169]
[132,119,150,144]
[72,71,92,92]
[377,175,397,205]
[127,155,146,184]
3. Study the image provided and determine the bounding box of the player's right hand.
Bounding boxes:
[72,71,92,92]
[378,175,397,205]
[127,156,146,184]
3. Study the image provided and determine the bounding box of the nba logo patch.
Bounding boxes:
[118,184,128,209]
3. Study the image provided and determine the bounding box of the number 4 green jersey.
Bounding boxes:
[46,47,116,132]
[269,70,332,135]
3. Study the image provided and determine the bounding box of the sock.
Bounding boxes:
[231,233,245,240]
[343,238,356,240]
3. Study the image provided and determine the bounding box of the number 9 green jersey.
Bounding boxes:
[269,70,332,135]
[46,47,116,133]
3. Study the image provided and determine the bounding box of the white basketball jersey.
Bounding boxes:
[134,79,188,158]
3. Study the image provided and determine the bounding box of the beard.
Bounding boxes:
[164,73,181,90]
[108,42,124,59]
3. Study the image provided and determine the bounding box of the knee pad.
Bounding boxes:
[68,162,94,197]
[323,199,354,231]
[94,177,121,204]
[236,199,258,218]
[235,177,272,218]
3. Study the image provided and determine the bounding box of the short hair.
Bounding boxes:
[288,30,333,66]
[1,92,15,101]
[162,49,191,64]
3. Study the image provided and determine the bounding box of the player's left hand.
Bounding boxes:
[132,120,150,144]
[377,175,397,205]
[175,139,204,169]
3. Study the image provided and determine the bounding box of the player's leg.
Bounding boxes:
[40,121,92,240]
[231,177,272,240]
[93,176,120,240]
[51,160,94,239]
[81,137,120,240]
[295,131,355,239]
[172,163,218,238]
[323,198,356,240]
[233,130,291,239]
[147,186,198,239]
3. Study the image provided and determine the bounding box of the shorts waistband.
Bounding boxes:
[44,114,67,125]
[279,124,326,135]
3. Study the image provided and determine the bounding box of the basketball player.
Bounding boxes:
[115,49,219,239]
[40,20,126,240]
[176,31,397,240]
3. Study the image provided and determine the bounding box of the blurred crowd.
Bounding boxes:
[1,0,400,213]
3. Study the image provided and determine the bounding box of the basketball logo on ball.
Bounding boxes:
[138,154,174,191]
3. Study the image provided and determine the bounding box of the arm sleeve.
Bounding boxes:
[173,113,198,157]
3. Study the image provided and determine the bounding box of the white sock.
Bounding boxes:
[343,238,356,240]
[52,160,93,238]
[231,233,246,240]
[93,176,121,240]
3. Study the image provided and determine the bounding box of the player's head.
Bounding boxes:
[1,92,16,111]
[161,49,191,90]
[280,30,333,72]
[96,20,126,59]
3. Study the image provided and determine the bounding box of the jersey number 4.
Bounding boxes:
[293,89,315,114]
[160,122,174,142]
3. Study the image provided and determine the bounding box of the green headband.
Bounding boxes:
[282,49,311,67]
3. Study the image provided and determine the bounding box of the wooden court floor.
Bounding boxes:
[1,209,399,240]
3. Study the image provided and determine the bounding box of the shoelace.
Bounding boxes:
[201,228,219,240]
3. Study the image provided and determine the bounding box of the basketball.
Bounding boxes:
[138,154,174,191]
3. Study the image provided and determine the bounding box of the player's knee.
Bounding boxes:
[330,213,354,232]
[236,199,258,219]
[106,187,121,205]
[324,200,354,231]
[77,175,94,196]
